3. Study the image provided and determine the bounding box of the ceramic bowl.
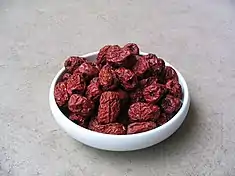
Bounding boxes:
[49,51,190,151]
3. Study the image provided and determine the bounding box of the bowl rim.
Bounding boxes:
[49,51,190,139]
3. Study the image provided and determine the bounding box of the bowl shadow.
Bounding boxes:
[83,97,199,162]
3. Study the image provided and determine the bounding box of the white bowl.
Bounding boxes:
[49,51,190,151]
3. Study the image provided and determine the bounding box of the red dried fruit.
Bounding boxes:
[127,122,157,134]
[166,80,183,99]
[68,94,94,117]
[89,119,126,135]
[64,56,86,73]
[85,77,102,101]
[62,73,71,81]
[164,66,178,82]
[143,82,167,104]
[144,54,165,76]
[115,67,137,91]
[67,73,86,95]
[99,64,118,91]
[97,91,120,124]
[69,113,87,127]
[139,76,158,88]
[130,88,144,103]
[75,62,99,81]
[161,95,182,114]
[132,56,150,77]
[128,102,160,122]
[96,45,111,68]
[156,113,172,126]
[106,45,132,67]
[54,82,69,107]
[123,43,139,55]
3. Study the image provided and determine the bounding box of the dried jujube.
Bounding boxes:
[115,67,137,91]
[85,77,102,102]
[55,43,184,135]
[128,102,160,122]
[166,79,183,99]
[68,94,94,117]
[127,122,157,134]
[143,82,166,104]
[64,56,86,73]
[99,64,118,91]
[161,95,182,114]
[67,73,86,95]
[97,91,120,124]
[54,82,68,107]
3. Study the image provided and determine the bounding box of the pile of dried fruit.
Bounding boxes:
[54,43,183,135]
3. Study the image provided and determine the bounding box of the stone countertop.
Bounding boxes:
[0,0,235,175]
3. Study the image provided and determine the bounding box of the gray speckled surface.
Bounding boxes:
[1,0,235,175]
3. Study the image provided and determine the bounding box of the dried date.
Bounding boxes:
[139,76,158,88]
[96,45,111,68]
[132,55,150,78]
[161,95,182,114]
[123,43,139,55]
[166,80,183,99]
[97,91,120,124]
[145,54,165,76]
[62,73,71,81]
[54,82,69,107]
[68,94,94,117]
[127,122,157,134]
[85,77,102,101]
[67,73,86,95]
[64,56,86,73]
[99,64,118,91]
[115,67,137,91]
[143,82,166,104]
[128,102,160,122]
[75,62,99,81]
[156,113,172,126]
[69,113,87,127]
[164,66,178,82]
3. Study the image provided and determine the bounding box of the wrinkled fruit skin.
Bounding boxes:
[68,94,94,117]
[145,54,165,76]
[106,45,131,67]
[64,56,86,73]
[85,77,102,102]
[123,43,139,55]
[161,95,182,114]
[133,56,150,77]
[69,113,87,127]
[164,66,178,82]
[127,122,157,134]
[89,118,126,135]
[128,102,160,122]
[76,62,99,80]
[166,80,183,99]
[99,64,118,91]
[62,73,71,81]
[96,45,111,68]
[143,83,166,104]
[67,73,86,95]
[97,91,120,124]
[115,67,137,91]
[54,82,69,107]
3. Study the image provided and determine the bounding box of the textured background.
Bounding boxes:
[0,0,235,175]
